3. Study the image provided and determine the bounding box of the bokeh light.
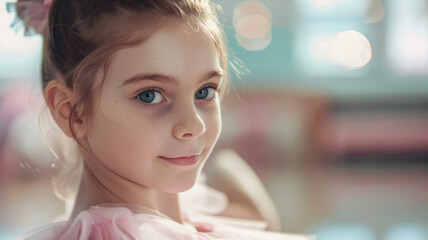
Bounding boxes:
[236,14,270,39]
[235,31,272,51]
[233,1,271,28]
[233,1,272,51]
[311,30,372,70]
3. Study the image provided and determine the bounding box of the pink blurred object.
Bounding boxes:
[324,113,428,156]
[216,90,328,172]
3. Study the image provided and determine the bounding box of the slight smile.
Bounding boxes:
[159,155,200,166]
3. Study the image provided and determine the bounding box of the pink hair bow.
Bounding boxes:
[10,0,52,35]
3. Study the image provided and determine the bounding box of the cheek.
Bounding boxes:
[204,104,222,143]
[87,100,166,161]
[86,114,170,182]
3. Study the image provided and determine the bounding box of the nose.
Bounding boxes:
[172,104,206,140]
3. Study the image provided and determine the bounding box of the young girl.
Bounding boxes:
[14,0,314,239]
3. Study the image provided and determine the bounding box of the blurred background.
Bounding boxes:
[1,0,428,239]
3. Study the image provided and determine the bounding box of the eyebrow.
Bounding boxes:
[120,70,224,86]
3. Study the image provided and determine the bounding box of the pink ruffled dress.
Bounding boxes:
[16,176,315,240]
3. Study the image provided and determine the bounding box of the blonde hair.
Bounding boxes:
[41,0,228,199]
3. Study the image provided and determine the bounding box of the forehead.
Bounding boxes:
[106,22,221,86]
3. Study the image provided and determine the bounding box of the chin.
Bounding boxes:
[161,184,195,194]
[161,176,199,194]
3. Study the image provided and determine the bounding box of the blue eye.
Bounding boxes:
[196,87,215,100]
[137,90,163,104]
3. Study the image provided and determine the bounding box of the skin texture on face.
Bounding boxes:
[81,21,223,196]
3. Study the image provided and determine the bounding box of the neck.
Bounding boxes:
[71,161,184,224]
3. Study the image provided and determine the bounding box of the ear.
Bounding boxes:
[44,80,87,139]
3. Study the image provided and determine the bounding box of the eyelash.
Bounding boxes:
[134,83,220,105]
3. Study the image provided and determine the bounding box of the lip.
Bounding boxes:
[159,155,199,166]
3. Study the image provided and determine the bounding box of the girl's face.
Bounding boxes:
[83,22,223,193]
